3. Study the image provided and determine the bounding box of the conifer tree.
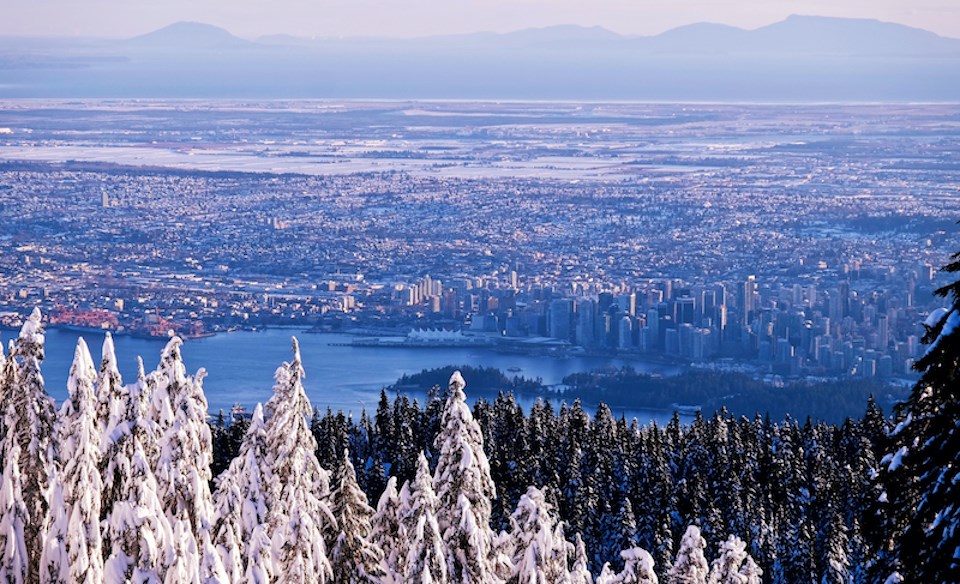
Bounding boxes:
[432,371,501,582]
[265,338,334,584]
[39,476,70,584]
[153,339,223,579]
[613,548,659,584]
[739,557,762,584]
[245,524,274,584]
[212,403,270,582]
[101,367,172,583]
[568,534,594,584]
[371,477,404,582]
[96,332,124,437]
[404,512,448,584]
[506,486,570,584]
[596,563,617,584]
[0,340,12,460]
[330,450,385,583]
[706,535,748,584]
[447,494,500,584]
[401,454,448,584]
[5,309,58,581]
[667,526,709,584]
[0,443,29,584]
[56,338,105,584]
[877,249,960,583]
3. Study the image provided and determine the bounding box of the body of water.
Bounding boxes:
[4,327,688,426]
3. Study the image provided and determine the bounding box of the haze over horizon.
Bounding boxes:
[4,0,960,40]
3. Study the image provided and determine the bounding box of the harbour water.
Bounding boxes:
[5,327,688,426]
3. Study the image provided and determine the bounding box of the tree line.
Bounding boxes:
[1,298,957,582]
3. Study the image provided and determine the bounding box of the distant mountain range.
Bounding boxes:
[1,16,958,100]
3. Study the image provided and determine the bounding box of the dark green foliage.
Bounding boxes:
[561,368,905,424]
[207,385,897,581]
[874,251,960,583]
[394,364,544,396]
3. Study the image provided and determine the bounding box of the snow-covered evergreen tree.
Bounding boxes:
[101,366,172,583]
[265,338,334,584]
[53,337,105,583]
[446,494,500,584]
[149,334,190,435]
[877,251,960,583]
[210,467,246,582]
[506,486,570,584]
[610,548,659,584]
[739,557,762,584]
[153,338,223,579]
[0,340,12,457]
[666,526,709,584]
[96,332,124,440]
[401,452,447,584]
[40,481,70,584]
[371,477,403,582]
[198,527,230,583]
[212,403,270,582]
[4,308,58,581]
[0,442,29,584]
[432,371,501,583]
[595,563,617,584]
[245,523,274,584]
[330,449,385,583]
[568,534,594,584]
[163,518,204,583]
[706,535,748,584]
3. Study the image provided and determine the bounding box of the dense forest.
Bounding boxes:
[0,292,956,582]
[215,380,890,582]
[392,364,905,424]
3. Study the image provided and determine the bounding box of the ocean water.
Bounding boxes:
[4,327,687,426]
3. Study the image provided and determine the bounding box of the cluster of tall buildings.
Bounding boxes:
[386,265,936,379]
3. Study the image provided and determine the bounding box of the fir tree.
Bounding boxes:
[432,371,501,582]
[877,249,960,583]
[568,534,595,584]
[706,535,748,584]
[153,338,223,578]
[739,557,762,584]
[5,308,58,582]
[245,524,274,584]
[96,332,124,438]
[446,494,500,584]
[0,442,29,584]
[667,526,709,584]
[330,450,385,584]
[0,340,12,462]
[371,476,404,582]
[265,338,334,584]
[613,548,659,584]
[101,368,172,583]
[506,486,571,584]
[56,338,105,584]
[212,403,270,582]
[39,476,70,584]
[400,453,448,584]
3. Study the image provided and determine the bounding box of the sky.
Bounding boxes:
[4,0,959,39]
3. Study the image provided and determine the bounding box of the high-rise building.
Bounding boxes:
[741,275,757,326]
[878,315,889,350]
[548,298,574,341]
[646,308,660,350]
[576,299,597,347]
[618,316,633,349]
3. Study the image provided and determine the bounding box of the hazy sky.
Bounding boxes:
[5,0,959,39]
